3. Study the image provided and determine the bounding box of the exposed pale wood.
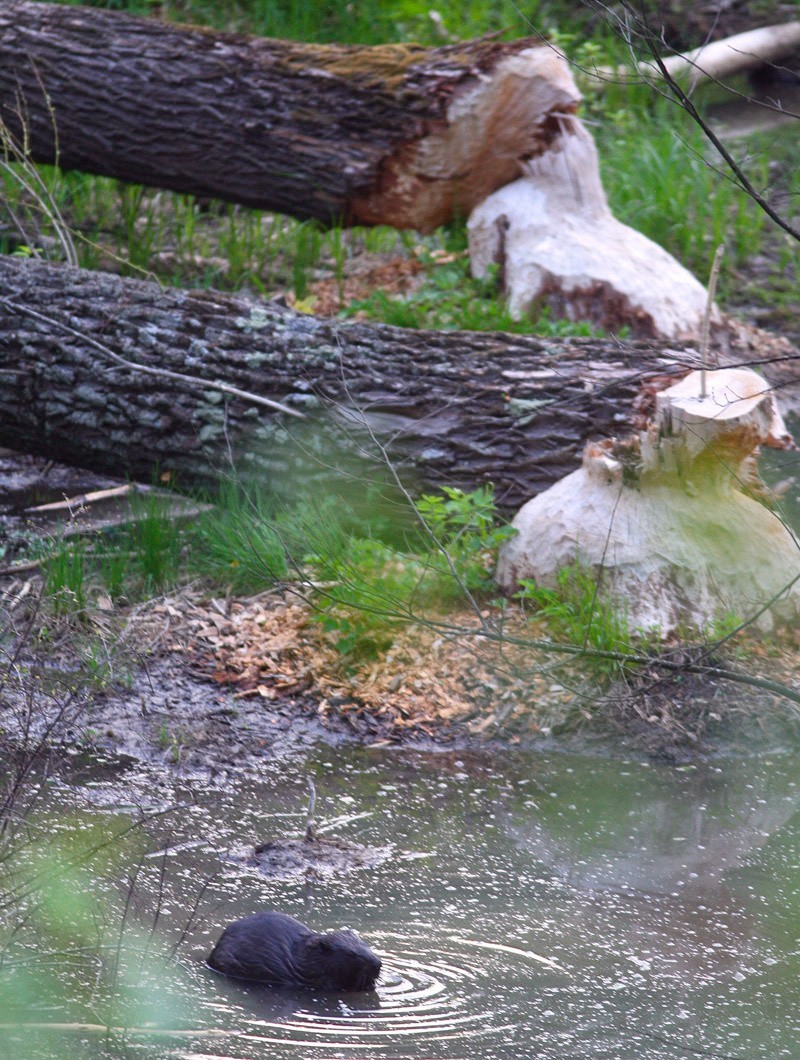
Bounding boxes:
[591,21,800,89]
[497,368,800,634]
[0,1,580,231]
[468,117,714,340]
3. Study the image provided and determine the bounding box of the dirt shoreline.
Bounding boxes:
[48,587,560,779]
[3,465,800,781]
[8,582,798,786]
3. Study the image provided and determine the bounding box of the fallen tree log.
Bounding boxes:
[592,21,800,90]
[0,1,579,231]
[0,256,721,510]
[640,21,800,88]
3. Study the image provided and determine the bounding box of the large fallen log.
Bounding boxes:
[0,257,719,511]
[0,1,579,231]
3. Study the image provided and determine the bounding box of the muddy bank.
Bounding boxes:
[76,656,368,778]
[2,452,800,779]
[10,589,797,785]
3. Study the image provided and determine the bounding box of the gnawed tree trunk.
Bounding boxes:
[468,118,715,340]
[0,257,717,511]
[497,369,800,634]
[0,1,579,231]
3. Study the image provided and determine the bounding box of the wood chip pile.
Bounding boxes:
[157,590,579,742]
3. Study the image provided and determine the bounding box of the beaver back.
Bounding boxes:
[207,911,381,991]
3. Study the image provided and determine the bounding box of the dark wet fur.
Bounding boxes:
[207,911,381,991]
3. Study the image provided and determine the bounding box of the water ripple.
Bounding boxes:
[221,935,507,1054]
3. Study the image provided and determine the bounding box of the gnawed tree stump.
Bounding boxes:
[0,256,722,511]
[496,368,800,633]
[468,117,715,339]
[0,1,580,231]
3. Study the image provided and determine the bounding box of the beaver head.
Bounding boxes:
[301,929,382,992]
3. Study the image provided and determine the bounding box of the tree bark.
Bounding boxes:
[0,257,709,511]
[0,2,579,231]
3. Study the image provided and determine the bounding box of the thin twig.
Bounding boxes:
[638,16,800,244]
[700,244,725,397]
[26,484,136,513]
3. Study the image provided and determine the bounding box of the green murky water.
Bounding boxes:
[4,745,800,1058]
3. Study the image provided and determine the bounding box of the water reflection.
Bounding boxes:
[200,933,503,1051]
[11,747,800,1058]
[503,759,800,896]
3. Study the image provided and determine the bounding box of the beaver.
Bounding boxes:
[207,911,381,991]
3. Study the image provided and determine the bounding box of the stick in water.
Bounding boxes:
[305,777,317,841]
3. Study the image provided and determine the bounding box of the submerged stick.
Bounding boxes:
[305,777,318,842]
[0,1023,232,1037]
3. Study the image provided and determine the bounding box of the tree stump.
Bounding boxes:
[496,368,800,633]
[468,117,715,339]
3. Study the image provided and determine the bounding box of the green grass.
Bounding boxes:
[305,485,514,665]
[126,491,184,592]
[343,254,607,336]
[29,480,519,674]
[53,0,556,44]
[596,97,773,292]
[515,561,642,677]
[31,486,341,614]
[43,544,88,618]
[191,483,288,592]
[33,497,182,620]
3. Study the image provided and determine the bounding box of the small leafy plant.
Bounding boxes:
[308,485,513,666]
[414,484,517,596]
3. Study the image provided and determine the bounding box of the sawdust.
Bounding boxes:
[166,588,580,743]
[147,585,800,759]
[303,255,424,316]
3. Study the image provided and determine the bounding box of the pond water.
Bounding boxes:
[7,743,800,1059]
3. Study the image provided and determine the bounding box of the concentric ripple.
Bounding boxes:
[219,933,510,1054]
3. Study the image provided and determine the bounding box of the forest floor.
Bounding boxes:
[4,483,800,782]
[3,1,800,775]
[3,204,800,777]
